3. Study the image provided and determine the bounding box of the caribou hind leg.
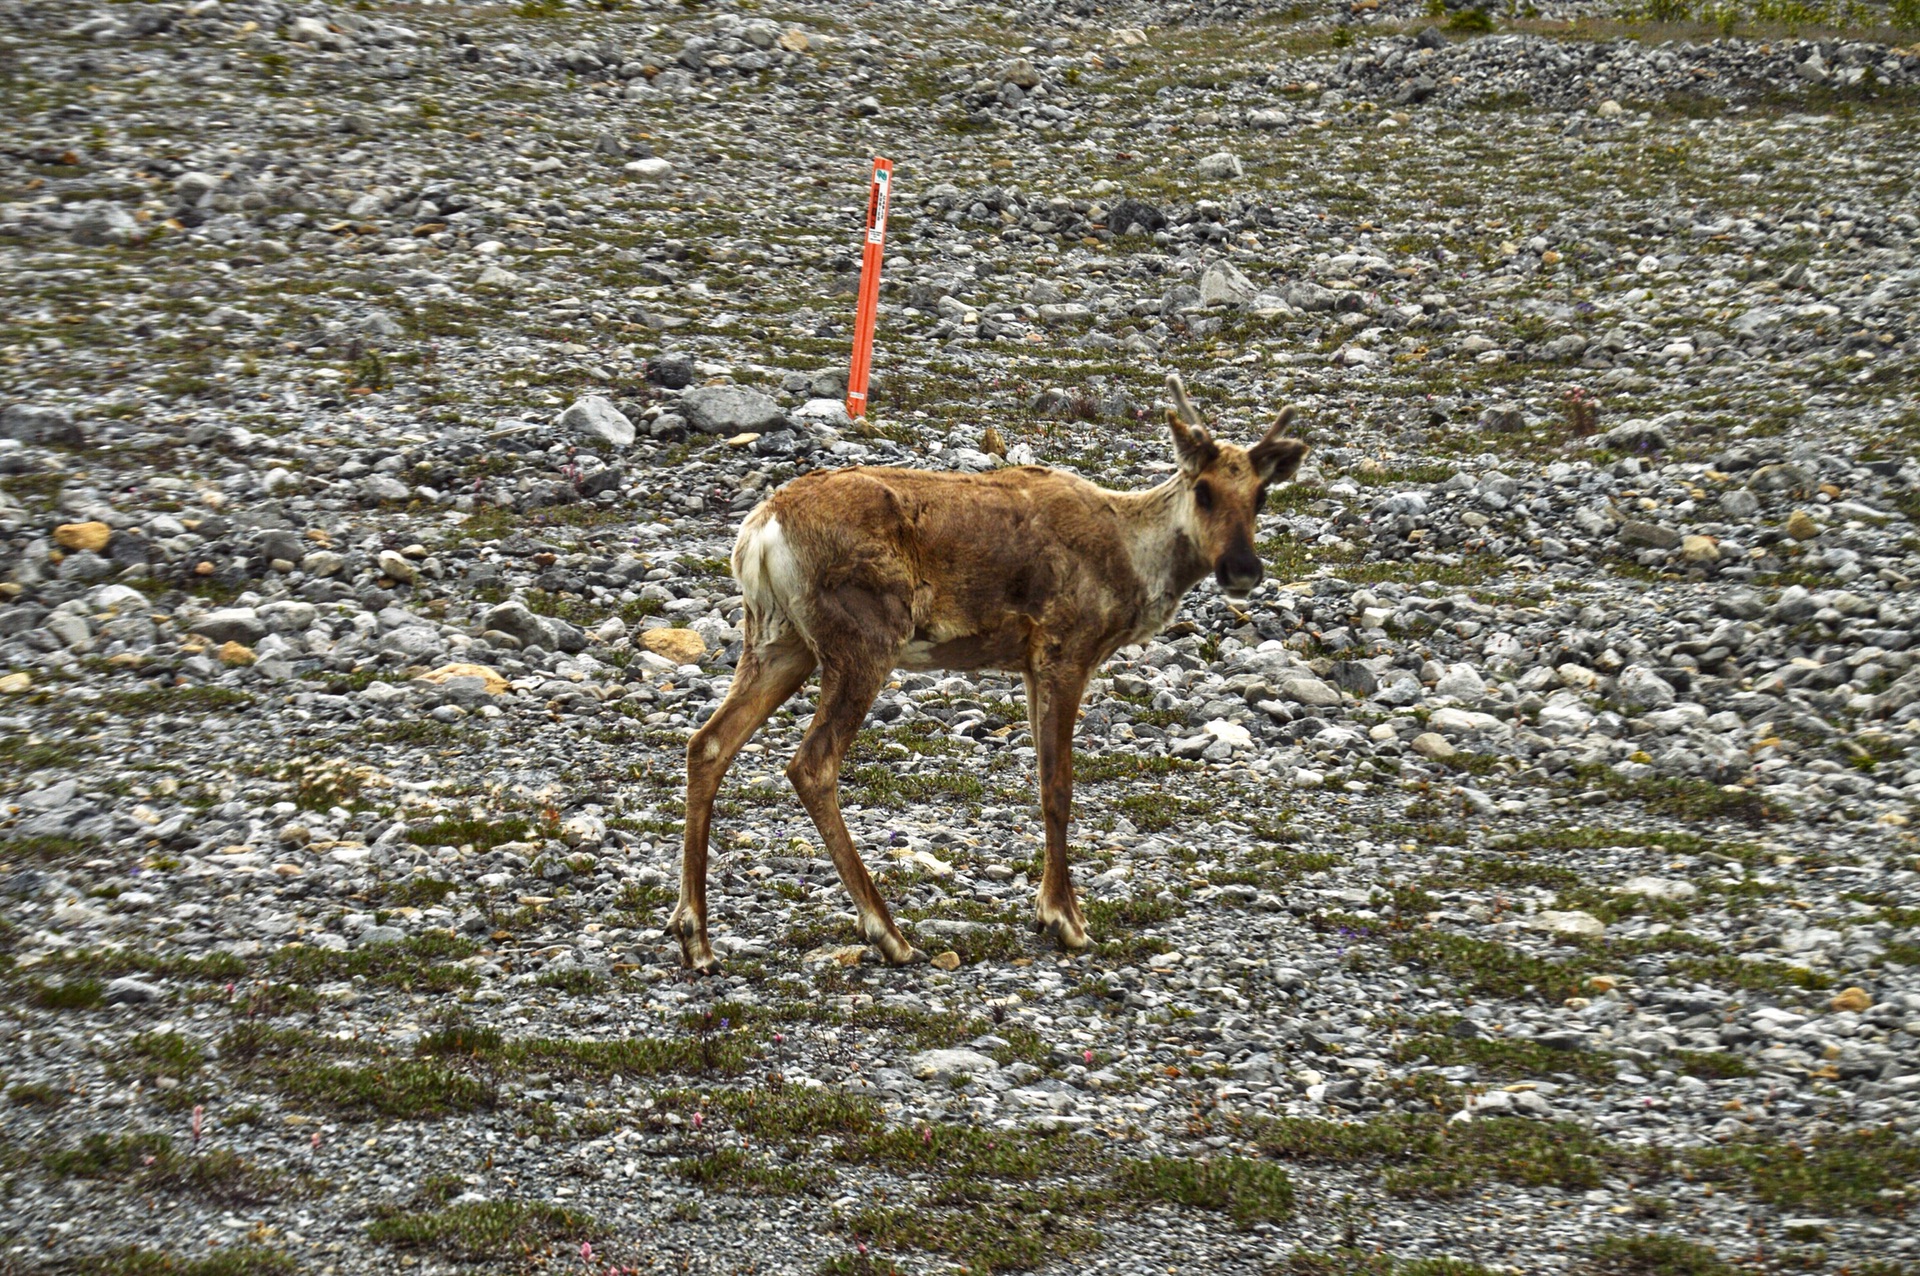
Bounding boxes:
[787,654,920,965]
[669,635,814,973]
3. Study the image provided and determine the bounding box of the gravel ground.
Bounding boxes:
[3,0,1920,1273]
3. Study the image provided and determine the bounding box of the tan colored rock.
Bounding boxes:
[1680,534,1720,564]
[1533,909,1606,938]
[1786,509,1821,540]
[419,662,510,695]
[725,432,762,448]
[931,950,962,971]
[53,521,111,553]
[0,671,31,693]
[777,27,810,52]
[640,627,707,664]
[1409,732,1455,760]
[803,944,867,967]
[216,641,256,666]
[376,548,417,583]
[1829,986,1873,1013]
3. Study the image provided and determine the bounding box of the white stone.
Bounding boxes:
[1199,259,1259,307]
[910,1048,998,1080]
[1618,664,1676,709]
[1428,707,1504,735]
[793,398,852,426]
[1278,676,1341,708]
[1534,699,1594,736]
[1203,718,1254,750]
[1555,663,1600,690]
[1533,910,1606,938]
[1194,151,1243,180]
[1481,632,1525,668]
[623,157,675,182]
[557,394,636,448]
[1779,927,1842,954]
[1433,663,1486,701]
[1617,876,1698,902]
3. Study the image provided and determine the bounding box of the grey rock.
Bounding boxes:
[69,204,139,247]
[0,404,86,445]
[1278,676,1341,708]
[1618,520,1682,550]
[361,474,411,503]
[646,355,696,389]
[557,395,635,448]
[1603,420,1669,452]
[678,385,787,435]
[1618,664,1677,709]
[484,601,554,649]
[1194,152,1244,180]
[1104,198,1166,235]
[910,1048,998,1080]
[1479,404,1527,433]
[1199,259,1260,307]
[192,608,265,645]
[104,976,163,1005]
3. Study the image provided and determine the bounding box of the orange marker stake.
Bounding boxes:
[846,158,892,420]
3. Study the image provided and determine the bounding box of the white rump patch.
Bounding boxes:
[733,512,804,639]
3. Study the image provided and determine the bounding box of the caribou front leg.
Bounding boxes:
[1026,668,1091,950]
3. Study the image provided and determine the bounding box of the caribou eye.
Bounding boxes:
[1194,481,1214,512]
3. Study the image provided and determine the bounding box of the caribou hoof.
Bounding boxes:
[667,907,719,974]
[1035,912,1091,951]
[869,931,923,966]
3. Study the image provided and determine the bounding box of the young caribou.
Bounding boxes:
[668,374,1309,972]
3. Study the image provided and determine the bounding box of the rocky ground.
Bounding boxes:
[4,0,1920,1272]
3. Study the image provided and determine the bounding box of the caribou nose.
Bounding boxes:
[1216,562,1263,598]
[1217,538,1263,597]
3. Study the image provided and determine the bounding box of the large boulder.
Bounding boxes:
[678,386,787,435]
[1200,260,1259,307]
[484,601,555,650]
[1104,198,1166,235]
[191,608,265,645]
[557,395,635,448]
[0,404,86,446]
[69,204,139,247]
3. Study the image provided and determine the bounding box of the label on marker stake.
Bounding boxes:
[868,168,890,245]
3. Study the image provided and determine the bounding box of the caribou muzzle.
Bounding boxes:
[1215,537,1263,598]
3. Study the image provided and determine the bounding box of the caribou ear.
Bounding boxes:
[1249,406,1309,482]
[1167,409,1217,478]
[1165,373,1217,478]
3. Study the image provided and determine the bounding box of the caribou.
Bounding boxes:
[668,374,1309,972]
